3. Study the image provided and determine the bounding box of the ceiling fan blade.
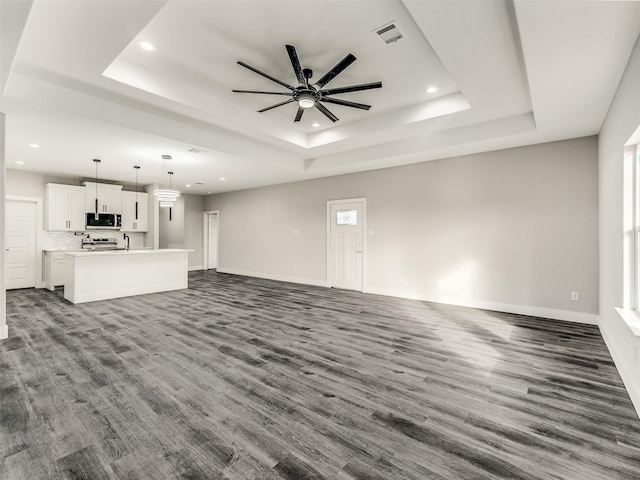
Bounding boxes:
[314,53,357,88]
[286,45,306,85]
[294,106,304,122]
[232,90,291,95]
[237,61,295,90]
[315,103,338,122]
[320,97,371,110]
[258,98,295,113]
[320,81,383,96]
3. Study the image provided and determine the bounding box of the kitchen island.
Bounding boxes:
[64,249,190,304]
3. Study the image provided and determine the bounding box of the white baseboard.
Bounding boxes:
[213,270,597,325]
[364,286,600,325]
[216,267,330,288]
[0,324,8,340]
[188,265,204,272]
[599,323,640,420]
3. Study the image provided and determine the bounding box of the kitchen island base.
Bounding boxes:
[64,249,190,304]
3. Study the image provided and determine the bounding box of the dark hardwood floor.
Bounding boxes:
[1,271,640,479]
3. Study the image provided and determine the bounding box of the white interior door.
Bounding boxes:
[329,201,364,291]
[207,214,218,269]
[6,200,37,289]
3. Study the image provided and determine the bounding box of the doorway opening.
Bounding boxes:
[326,198,366,292]
[203,211,219,270]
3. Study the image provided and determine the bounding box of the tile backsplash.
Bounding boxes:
[42,230,145,250]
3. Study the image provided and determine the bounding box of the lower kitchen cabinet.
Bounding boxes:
[43,250,81,290]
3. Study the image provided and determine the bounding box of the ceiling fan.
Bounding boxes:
[232,45,382,123]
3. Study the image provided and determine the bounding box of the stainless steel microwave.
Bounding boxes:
[86,213,121,230]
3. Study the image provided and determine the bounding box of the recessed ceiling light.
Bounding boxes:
[16,161,24,165]
[312,123,320,127]
[220,177,226,181]
[208,191,212,194]
[186,184,191,188]
[426,86,439,94]
[138,41,156,52]
[29,143,40,148]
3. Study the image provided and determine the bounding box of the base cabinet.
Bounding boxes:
[44,251,68,290]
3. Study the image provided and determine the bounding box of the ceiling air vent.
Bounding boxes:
[375,22,403,45]
[188,147,208,154]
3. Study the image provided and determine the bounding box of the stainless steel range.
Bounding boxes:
[81,237,122,251]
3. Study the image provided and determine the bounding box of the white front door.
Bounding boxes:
[207,214,218,269]
[329,200,364,291]
[6,200,37,289]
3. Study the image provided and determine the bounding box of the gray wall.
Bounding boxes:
[158,193,204,270]
[5,169,81,197]
[205,136,598,320]
[159,195,185,249]
[184,194,204,269]
[599,32,640,415]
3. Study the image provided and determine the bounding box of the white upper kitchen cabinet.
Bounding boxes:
[121,191,149,232]
[83,182,123,214]
[45,184,86,231]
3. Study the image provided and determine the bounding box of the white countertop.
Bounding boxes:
[65,248,191,257]
[43,248,85,252]
[44,247,156,253]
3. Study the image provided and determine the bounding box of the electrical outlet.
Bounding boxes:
[571,291,580,301]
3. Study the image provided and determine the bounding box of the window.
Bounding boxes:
[623,144,640,309]
[336,209,358,226]
[618,138,640,335]
[635,146,640,309]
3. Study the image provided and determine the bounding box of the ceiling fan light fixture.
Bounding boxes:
[233,45,382,123]
[298,93,315,109]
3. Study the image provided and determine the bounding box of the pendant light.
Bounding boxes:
[154,154,180,211]
[168,172,174,221]
[133,165,140,220]
[93,158,101,220]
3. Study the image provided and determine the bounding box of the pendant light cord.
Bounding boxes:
[134,165,140,220]
[93,158,101,219]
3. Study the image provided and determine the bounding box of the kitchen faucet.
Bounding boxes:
[123,233,130,251]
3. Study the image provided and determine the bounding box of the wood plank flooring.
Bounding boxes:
[2,270,640,479]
